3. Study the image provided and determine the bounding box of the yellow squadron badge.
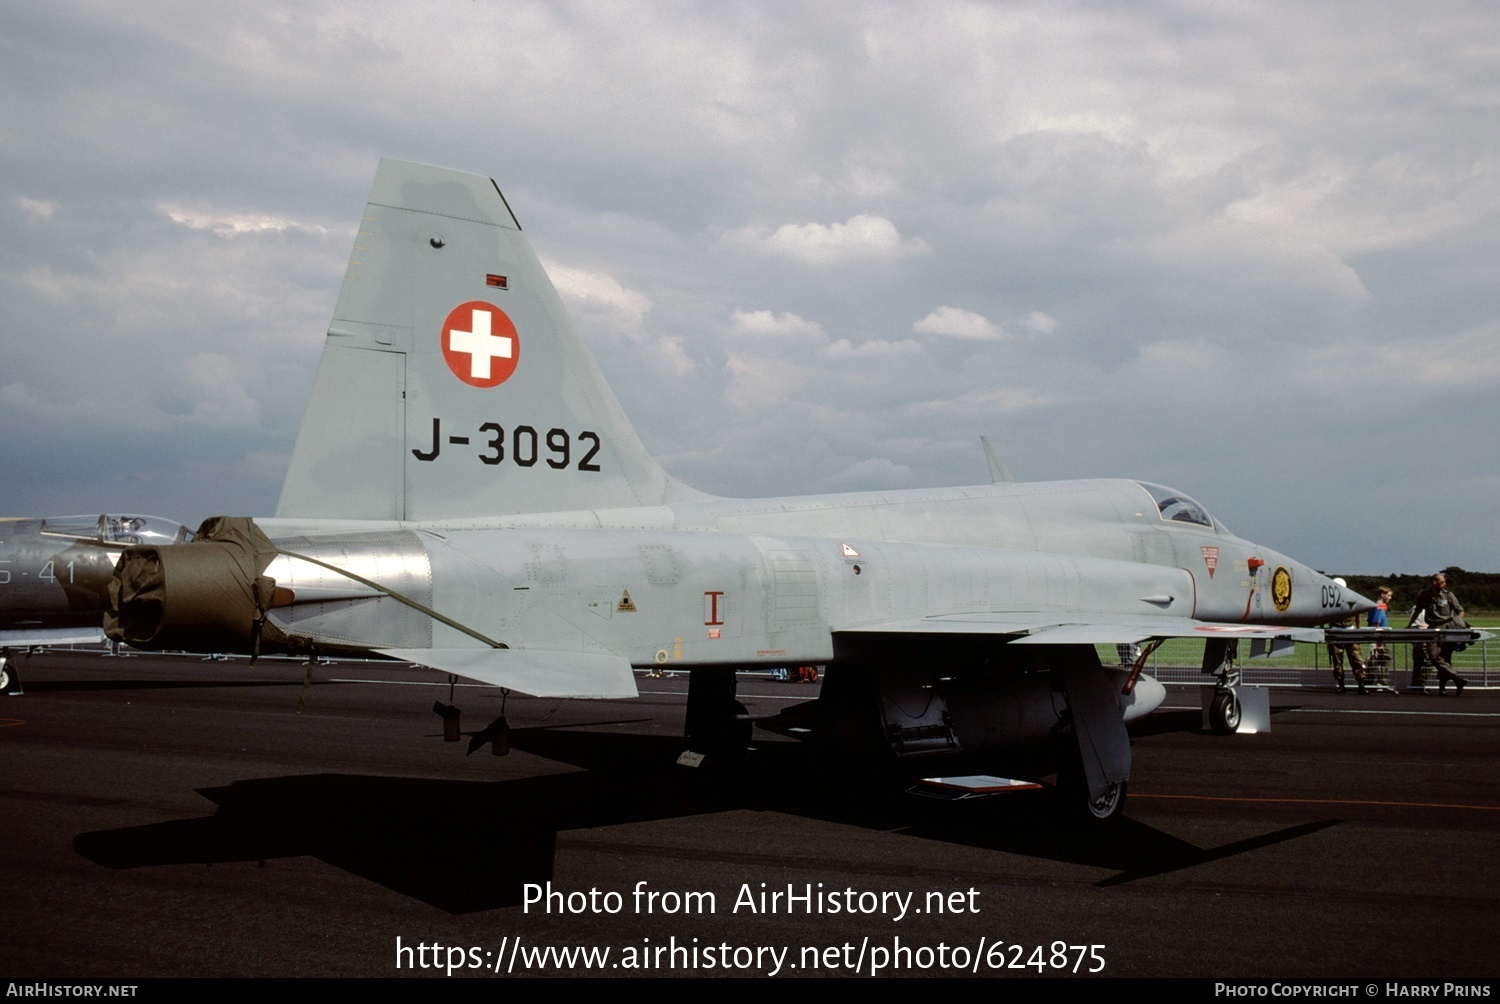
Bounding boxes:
[1271,566,1292,612]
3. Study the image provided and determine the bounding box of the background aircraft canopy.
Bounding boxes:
[38,515,193,547]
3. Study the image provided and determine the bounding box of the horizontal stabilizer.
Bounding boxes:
[0,627,106,647]
[376,647,638,699]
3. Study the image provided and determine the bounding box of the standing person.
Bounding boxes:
[1366,587,1394,690]
[1408,607,1430,693]
[1408,573,1470,696]
[1327,578,1368,694]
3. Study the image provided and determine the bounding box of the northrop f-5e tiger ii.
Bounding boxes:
[104,159,1371,822]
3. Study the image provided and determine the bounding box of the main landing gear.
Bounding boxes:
[1055,657,1133,825]
[683,667,752,764]
[1057,753,1128,825]
[0,649,20,696]
[1209,690,1242,735]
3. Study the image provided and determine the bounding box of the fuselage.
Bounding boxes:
[247,477,1360,671]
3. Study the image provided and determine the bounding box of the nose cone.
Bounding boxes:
[1342,585,1377,618]
[1322,571,1376,619]
[1294,565,1375,623]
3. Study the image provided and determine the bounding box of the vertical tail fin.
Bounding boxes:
[277,159,697,521]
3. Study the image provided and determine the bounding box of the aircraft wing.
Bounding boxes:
[376,647,639,699]
[1322,627,1492,645]
[0,626,106,647]
[838,615,1323,645]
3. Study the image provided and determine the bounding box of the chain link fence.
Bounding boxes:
[1116,636,1491,690]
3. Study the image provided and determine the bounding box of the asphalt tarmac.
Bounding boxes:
[3,651,1496,979]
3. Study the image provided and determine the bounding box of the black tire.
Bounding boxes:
[1210,691,1241,734]
[1057,758,1128,825]
[1084,779,1126,822]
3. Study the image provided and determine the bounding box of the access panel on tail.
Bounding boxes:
[277,159,699,522]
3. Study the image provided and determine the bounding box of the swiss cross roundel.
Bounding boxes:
[441,301,519,388]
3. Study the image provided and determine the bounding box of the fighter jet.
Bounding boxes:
[104,160,1370,821]
[1,514,191,692]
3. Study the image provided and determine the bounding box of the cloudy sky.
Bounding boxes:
[2,1,1495,574]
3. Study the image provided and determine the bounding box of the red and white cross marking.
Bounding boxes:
[441,301,520,388]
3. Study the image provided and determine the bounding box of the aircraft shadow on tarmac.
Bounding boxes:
[72,721,1341,913]
[18,678,322,695]
[1122,704,1306,740]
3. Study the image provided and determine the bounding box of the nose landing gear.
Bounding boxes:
[1203,638,1243,735]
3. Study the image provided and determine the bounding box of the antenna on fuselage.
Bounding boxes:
[980,435,1015,484]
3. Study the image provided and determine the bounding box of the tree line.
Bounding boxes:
[1337,567,1500,614]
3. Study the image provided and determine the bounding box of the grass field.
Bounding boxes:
[1099,617,1496,686]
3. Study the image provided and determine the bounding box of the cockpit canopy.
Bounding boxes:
[1135,482,1225,532]
[39,514,193,546]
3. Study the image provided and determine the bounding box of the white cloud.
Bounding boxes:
[824,337,924,359]
[723,214,929,265]
[729,309,826,342]
[162,205,329,236]
[17,196,57,219]
[722,353,808,411]
[830,456,915,488]
[720,310,831,410]
[906,386,1055,417]
[1020,311,1057,334]
[543,259,653,325]
[913,306,1005,341]
[543,258,695,378]
[1139,214,1371,308]
[1295,322,1500,398]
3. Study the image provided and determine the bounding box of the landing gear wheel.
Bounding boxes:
[1210,690,1241,734]
[1057,758,1128,826]
[0,659,9,693]
[1083,780,1127,822]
